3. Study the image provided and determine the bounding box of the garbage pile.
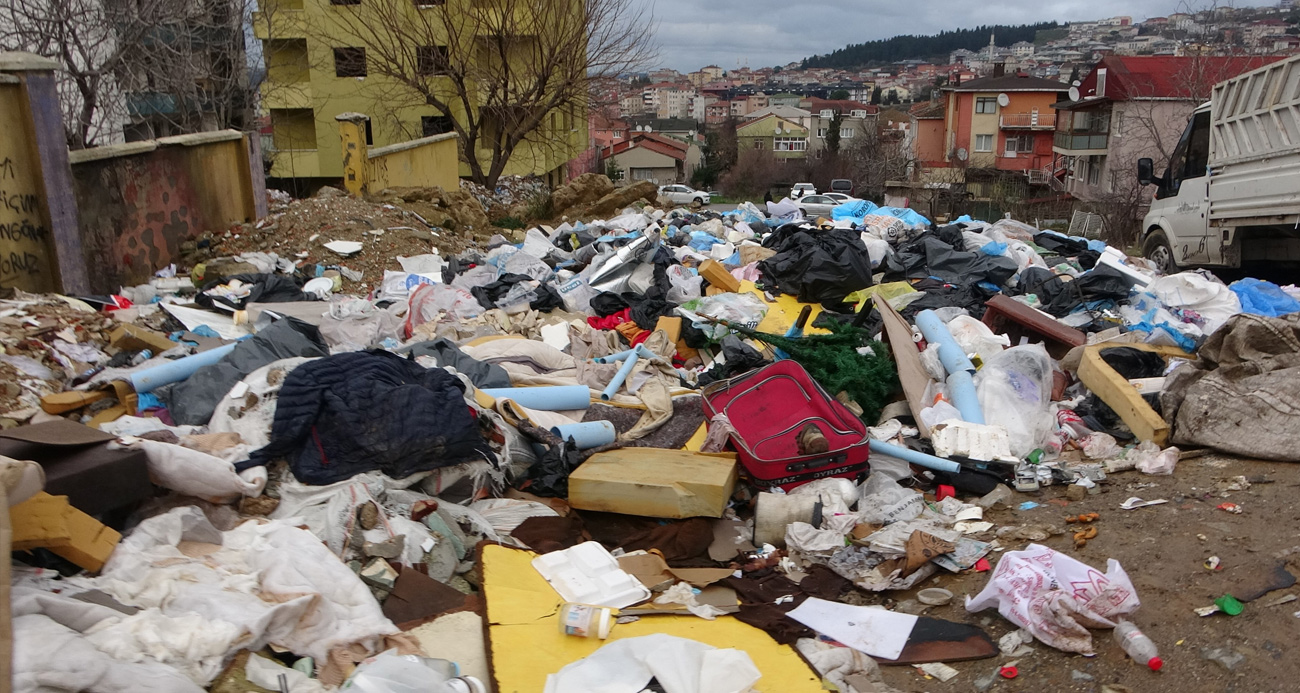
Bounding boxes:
[6,180,1300,692]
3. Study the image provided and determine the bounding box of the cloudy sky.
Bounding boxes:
[649,0,1206,72]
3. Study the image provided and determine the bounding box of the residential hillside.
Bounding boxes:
[803,22,1060,68]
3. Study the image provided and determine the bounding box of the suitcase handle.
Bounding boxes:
[781,453,847,474]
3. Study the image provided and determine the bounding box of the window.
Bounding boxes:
[820,109,834,118]
[417,46,448,76]
[773,137,806,151]
[754,140,762,149]
[364,118,373,146]
[816,128,827,138]
[851,109,867,118]
[421,115,454,137]
[1159,110,1210,198]
[414,0,445,5]
[333,47,366,77]
[1004,134,1033,156]
[840,128,854,139]
[974,134,994,152]
[631,168,656,181]
[1087,155,1102,186]
[329,0,360,5]
[975,97,997,114]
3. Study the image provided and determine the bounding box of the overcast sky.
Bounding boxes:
[649,0,1213,72]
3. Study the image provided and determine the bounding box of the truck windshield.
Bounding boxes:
[1158,110,1211,199]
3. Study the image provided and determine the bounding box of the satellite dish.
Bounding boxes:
[1068,86,1081,101]
[956,147,969,161]
[997,93,1010,107]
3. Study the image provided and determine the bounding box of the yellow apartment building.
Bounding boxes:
[253,0,587,186]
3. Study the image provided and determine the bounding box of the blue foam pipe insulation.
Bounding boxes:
[551,421,617,449]
[868,438,962,473]
[915,310,975,375]
[130,343,238,393]
[479,385,591,411]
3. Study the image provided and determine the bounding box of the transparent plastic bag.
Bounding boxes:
[974,344,1054,457]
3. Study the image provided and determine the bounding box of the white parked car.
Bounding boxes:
[797,194,841,218]
[657,184,710,207]
[790,183,817,199]
[823,192,862,204]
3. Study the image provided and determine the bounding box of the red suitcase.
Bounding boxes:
[702,360,870,491]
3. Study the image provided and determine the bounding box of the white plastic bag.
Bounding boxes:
[666,265,703,304]
[947,315,1009,366]
[856,472,924,525]
[1131,440,1179,475]
[974,345,1055,457]
[966,543,1140,654]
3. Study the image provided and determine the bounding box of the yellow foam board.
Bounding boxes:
[482,544,822,693]
[739,280,830,336]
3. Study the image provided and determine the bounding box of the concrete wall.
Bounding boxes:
[337,115,461,196]
[0,53,88,294]
[69,131,264,292]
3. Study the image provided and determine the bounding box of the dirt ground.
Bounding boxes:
[875,453,1300,693]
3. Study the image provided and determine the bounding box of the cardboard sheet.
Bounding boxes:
[481,544,822,692]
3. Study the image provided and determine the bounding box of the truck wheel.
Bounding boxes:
[1143,229,1179,274]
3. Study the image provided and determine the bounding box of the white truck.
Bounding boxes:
[1137,54,1300,272]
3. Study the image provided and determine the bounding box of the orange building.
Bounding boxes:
[933,74,1067,176]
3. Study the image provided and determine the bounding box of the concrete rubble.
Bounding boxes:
[5,175,1300,692]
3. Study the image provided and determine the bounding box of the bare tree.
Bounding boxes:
[314,0,656,188]
[0,0,256,148]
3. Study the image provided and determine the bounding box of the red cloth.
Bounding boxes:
[587,307,632,331]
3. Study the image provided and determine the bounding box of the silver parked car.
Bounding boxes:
[797,194,841,218]
[657,184,710,207]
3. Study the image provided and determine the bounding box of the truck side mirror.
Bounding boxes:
[1137,158,1155,186]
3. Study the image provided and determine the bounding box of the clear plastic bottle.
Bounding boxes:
[1114,619,1163,671]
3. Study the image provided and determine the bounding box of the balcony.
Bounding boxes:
[1053,131,1108,154]
[260,82,313,110]
[1000,112,1055,129]
[251,10,306,40]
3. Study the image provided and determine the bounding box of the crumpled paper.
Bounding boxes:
[966,543,1140,654]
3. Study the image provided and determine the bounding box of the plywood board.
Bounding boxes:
[481,544,822,693]
[875,294,935,437]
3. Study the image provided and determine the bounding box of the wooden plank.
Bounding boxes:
[48,504,120,573]
[874,294,934,438]
[10,492,72,550]
[568,449,738,519]
[698,259,741,293]
[981,294,1085,358]
[1077,344,1187,447]
[10,491,121,571]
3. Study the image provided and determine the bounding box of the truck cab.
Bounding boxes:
[1137,106,1213,273]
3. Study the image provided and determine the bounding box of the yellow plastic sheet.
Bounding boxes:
[481,544,822,693]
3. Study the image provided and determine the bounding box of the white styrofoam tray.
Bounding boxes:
[530,541,651,609]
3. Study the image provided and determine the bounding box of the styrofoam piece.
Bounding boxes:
[530,541,650,609]
[931,421,1017,462]
[1096,252,1151,288]
[480,385,591,411]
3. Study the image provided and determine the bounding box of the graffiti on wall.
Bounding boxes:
[0,98,57,293]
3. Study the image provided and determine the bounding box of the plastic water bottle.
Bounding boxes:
[1114,619,1163,671]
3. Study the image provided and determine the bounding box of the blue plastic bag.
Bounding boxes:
[1230,278,1300,317]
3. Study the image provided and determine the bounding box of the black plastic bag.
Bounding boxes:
[885,234,1019,287]
[757,226,875,304]
[196,273,311,312]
